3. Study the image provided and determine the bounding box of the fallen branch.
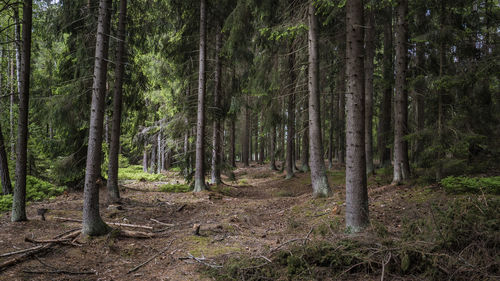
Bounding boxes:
[0,245,45,258]
[54,216,153,230]
[179,253,222,268]
[150,218,174,227]
[119,229,154,239]
[23,269,95,275]
[128,240,174,274]
[25,238,72,244]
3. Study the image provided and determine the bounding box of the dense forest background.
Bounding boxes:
[0,0,498,279]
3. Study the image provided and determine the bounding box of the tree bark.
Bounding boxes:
[345,0,368,231]
[0,122,12,195]
[258,113,264,164]
[364,6,375,175]
[328,88,335,168]
[211,28,222,185]
[143,143,148,172]
[11,0,32,222]
[14,7,21,95]
[378,6,393,167]
[106,0,127,202]
[337,62,346,165]
[194,0,207,192]
[308,3,331,197]
[81,0,112,235]
[229,119,236,167]
[242,95,249,166]
[270,125,277,170]
[414,6,426,165]
[286,47,296,179]
[393,0,410,184]
[10,58,15,160]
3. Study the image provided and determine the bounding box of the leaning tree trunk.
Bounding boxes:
[211,28,222,185]
[378,6,393,167]
[308,3,331,198]
[106,0,127,202]
[82,0,112,235]
[393,0,410,184]
[285,48,296,179]
[345,0,368,231]
[364,6,375,175]
[11,0,32,222]
[193,0,207,192]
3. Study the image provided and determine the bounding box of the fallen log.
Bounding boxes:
[53,216,153,230]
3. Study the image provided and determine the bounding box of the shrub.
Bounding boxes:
[440,176,500,194]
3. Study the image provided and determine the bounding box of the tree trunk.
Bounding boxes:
[157,131,161,174]
[300,112,309,172]
[328,88,335,168]
[393,0,410,184]
[308,3,331,197]
[143,143,148,172]
[378,6,393,167]
[242,95,249,166]
[106,0,127,202]
[14,7,21,95]
[10,58,15,160]
[193,0,207,192]
[414,6,426,165]
[286,47,296,179]
[337,62,346,165]
[11,0,32,222]
[230,118,236,167]
[436,1,445,181]
[270,125,277,170]
[258,113,264,164]
[0,122,12,195]
[82,0,112,235]
[211,28,222,185]
[345,0,368,231]
[364,6,375,175]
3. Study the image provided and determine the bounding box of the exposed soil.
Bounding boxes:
[0,163,431,280]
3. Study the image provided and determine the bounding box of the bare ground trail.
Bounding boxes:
[0,163,418,280]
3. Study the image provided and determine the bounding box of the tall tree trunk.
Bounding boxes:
[0,123,12,195]
[345,0,368,231]
[143,143,148,172]
[194,0,207,192]
[414,6,426,165]
[436,1,446,181]
[378,6,393,167]
[308,3,331,197]
[242,95,250,166]
[10,58,15,160]
[11,0,32,222]
[157,131,161,173]
[286,48,296,179]
[82,0,112,235]
[364,6,375,175]
[230,119,236,167]
[258,113,264,164]
[337,62,346,164]
[106,0,127,202]
[300,112,309,172]
[211,28,222,185]
[393,0,410,184]
[328,88,335,168]
[270,125,277,170]
[14,7,21,95]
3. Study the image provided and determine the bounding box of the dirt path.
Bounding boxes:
[0,163,411,280]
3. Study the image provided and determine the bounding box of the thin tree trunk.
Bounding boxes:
[230,118,236,167]
[11,0,32,222]
[286,47,296,179]
[143,143,148,172]
[242,95,249,166]
[211,28,222,185]
[14,7,21,95]
[10,58,15,160]
[270,125,277,170]
[308,3,331,197]
[378,6,393,167]
[435,1,446,181]
[157,131,161,174]
[82,0,112,235]
[345,0,368,231]
[364,6,375,175]
[393,0,410,184]
[106,0,127,202]
[258,113,264,164]
[414,6,426,165]
[300,109,309,172]
[194,0,207,192]
[328,88,335,168]
[0,123,12,195]
[337,62,346,165]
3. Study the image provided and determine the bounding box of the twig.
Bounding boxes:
[23,269,95,275]
[128,240,174,274]
[177,204,187,212]
[25,238,72,244]
[380,252,391,281]
[150,218,174,227]
[179,253,222,268]
[303,227,314,245]
[53,216,153,230]
[0,245,44,258]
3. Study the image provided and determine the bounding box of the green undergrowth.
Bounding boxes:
[0,176,66,212]
[118,165,167,181]
[205,195,499,281]
[440,176,500,194]
[159,183,191,193]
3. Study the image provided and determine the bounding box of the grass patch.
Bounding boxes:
[185,235,241,257]
[440,176,500,194]
[118,165,167,181]
[159,183,191,193]
[0,176,66,212]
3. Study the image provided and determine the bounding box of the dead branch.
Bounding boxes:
[179,253,222,268]
[0,245,44,258]
[24,238,72,244]
[23,269,95,275]
[118,229,154,239]
[150,218,175,227]
[54,216,153,230]
[128,240,174,274]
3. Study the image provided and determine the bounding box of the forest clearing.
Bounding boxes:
[0,0,499,280]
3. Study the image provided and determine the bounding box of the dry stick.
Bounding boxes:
[0,245,44,258]
[150,218,175,227]
[127,240,174,274]
[380,252,391,281]
[53,216,153,230]
[179,253,222,268]
[25,238,72,244]
[0,230,81,272]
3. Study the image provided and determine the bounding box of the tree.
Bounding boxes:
[211,26,222,185]
[0,110,12,195]
[193,0,207,192]
[82,0,112,236]
[11,0,32,222]
[107,0,128,202]
[392,0,410,184]
[308,2,331,198]
[285,48,296,179]
[345,0,368,231]
[364,4,375,175]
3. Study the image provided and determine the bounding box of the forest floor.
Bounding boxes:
[0,162,495,280]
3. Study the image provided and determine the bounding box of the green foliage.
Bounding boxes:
[440,176,500,195]
[159,183,191,193]
[118,165,167,181]
[0,176,66,212]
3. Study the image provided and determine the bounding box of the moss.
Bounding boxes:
[159,183,191,193]
[185,235,241,257]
